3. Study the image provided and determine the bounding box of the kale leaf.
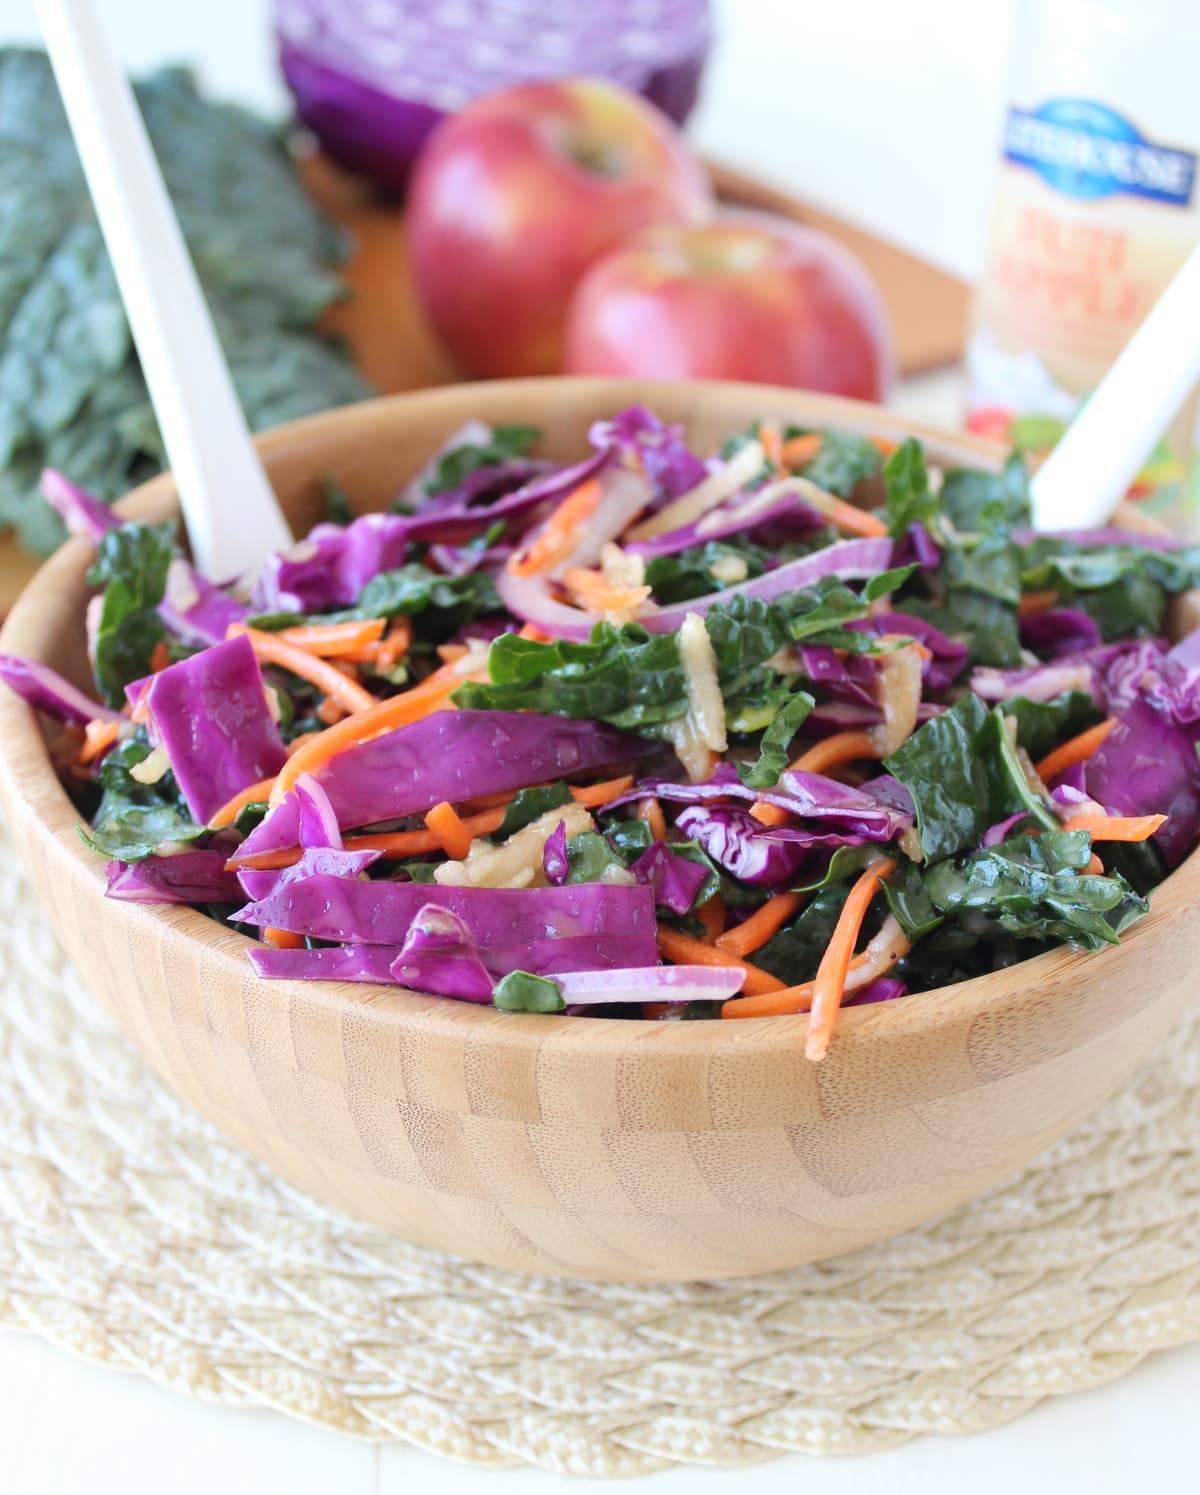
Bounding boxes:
[86,520,177,703]
[789,428,882,496]
[884,693,992,862]
[883,438,936,537]
[425,424,540,497]
[80,734,204,861]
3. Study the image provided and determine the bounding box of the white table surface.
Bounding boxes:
[4,1,1200,1487]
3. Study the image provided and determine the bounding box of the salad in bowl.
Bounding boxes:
[6,404,1200,1063]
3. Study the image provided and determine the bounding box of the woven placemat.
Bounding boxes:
[2,830,1200,1474]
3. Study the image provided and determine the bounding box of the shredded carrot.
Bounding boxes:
[424,800,474,860]
[721,948,878,1019]
[562,566,652,613]
[1018,589,1060,615]
[1085,853,1105,876]
[751,730,881,825]
[569,774,635,809]
[208,776,278,829]
[638,797,667,841]
[518,621,554,642]
[1035,717,1118,781]
[262,927,306,950]
[813,493,890,539]
[697,895,726,943]
[1061,813,1166,842]
[315,697,346,725]
[149,640,171,673]
[507,478,603,576]
[228,806,510,872]
[806,858,897,1061]
[656,927,784,997]
[716,891,805,957]
[230,624,376,715]
[271,657,483,804]
[872,436,897,456]
[276,618,387,656]
[285,732,321,758]
[337,618,413,668]
[78,718,120,765]
[758,425,783,471]
[437,643,470,663]
[781,433,822,469]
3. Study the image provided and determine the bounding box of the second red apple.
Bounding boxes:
[407,78,712,379]
[564,213,895,401]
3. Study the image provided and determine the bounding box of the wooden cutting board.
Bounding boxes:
[306,154,969,392]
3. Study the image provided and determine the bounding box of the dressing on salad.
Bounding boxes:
[6,407,1200,1061]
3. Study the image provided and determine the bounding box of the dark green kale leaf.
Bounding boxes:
[495,783,572,838]
[736,690,815,787]
[789,427,882,496]
[1018,540,1200,640]
[250,564,501,636]
[80,734,204,861]
[0,50,370,551]
[645,540,768,603]
[883,693,992,862]
[86,520,177,704]
[883,438,936,537]
[923,830,1148,950]
[1000,690,1102,762]
[424,423,540,497]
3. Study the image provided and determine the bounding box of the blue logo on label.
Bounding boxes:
[1005,99,1196,207]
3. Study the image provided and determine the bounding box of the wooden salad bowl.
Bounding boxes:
[0,378,1195,1283]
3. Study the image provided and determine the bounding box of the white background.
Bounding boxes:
[3,0,1200,1489]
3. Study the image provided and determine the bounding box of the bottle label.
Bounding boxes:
[1005,99,1196,208]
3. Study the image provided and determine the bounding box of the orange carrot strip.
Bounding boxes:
[805,858,896,1061]
[569,774,635,808]
[276,618,387,656]
[227,806,511,872]
[716,891,805,957]
[1035,717,1118,781]
[562,566,652,612]
[751,730,881,825]
[208,776,278,829]
[656,927,784,997]
[316,697,346,725]
[820,495,889,539]
[285,732,321,757]
[1085,853,1105,876]
[507,478,603,576]
[758,425,783,470]
[271,659,482,804]
[518,621,554,642]
[781,433,822,469]
[1060,813,1167,842]
[79,718,120,765]
[230,624,375,715]
[262,927,306,950]
[149,639,171,673]
[697,895,726,943]
[720,948,875,1019]
[1018,589,1060,616]
[638,797,667,841]
[872,436,897,456]
[424,800,474,860]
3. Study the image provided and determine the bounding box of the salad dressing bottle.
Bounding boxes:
[967,0,1200,530]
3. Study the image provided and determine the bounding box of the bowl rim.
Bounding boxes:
[1,375,1195,1060]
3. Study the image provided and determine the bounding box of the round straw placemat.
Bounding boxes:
[1,828,1199,1474]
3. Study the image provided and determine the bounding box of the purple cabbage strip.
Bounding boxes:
[675,804,862,885]
[294,774,342,851]
[799,645,878,707]
[852,612,968,692]
[607,762,911,841]
[231,876,660,973]
[844,978,909,1007]
[158,559,248,647]
[1085,694,1200,868]
[624,491,823,559]
[248,944,401,984]
[892,521,940,571]
[104,850,244,904]
[589,405,708,503]
[40,468,119,543]
[390,904,494,1002]
[0,654,120,725]
[1019,607,1101,659]
[235,847,380,905]
[628,841,710,913]
[402,450,610,545]
[1090,639,1168,715]
[142,635,287,825]
[981,811,1039,847]
[542,819,569,886]
[234,710,652,860]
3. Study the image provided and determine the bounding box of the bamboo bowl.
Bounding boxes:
[1,378,1196,1283]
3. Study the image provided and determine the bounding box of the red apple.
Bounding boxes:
[407,78,712,379]
[564,212,895,400]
